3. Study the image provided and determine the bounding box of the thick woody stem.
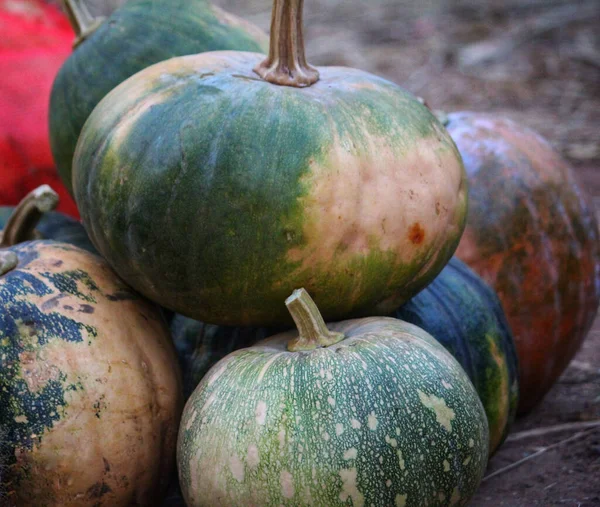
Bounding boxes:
[254,0,319,87]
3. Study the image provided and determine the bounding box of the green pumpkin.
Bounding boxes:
[0,206,97,254]
[0,187,182,506]
[50,0,268,194]
[73,0,467,326]
[178,289,489,506]
[172,257,517,455]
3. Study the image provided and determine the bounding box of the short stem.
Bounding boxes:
[63,0,105,48]
[0,186,59,248]
[0,252,18,276]
[286,288,344,351]
[254,0,319,88]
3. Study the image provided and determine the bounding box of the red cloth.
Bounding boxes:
[0,0,79,217]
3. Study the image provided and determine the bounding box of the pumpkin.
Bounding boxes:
[0,206,96,254]
[73,0,467,326]
[178,289,489,506]
[0,186,183,506]
[0,0,78,217]
[172,257,516,455]
[50,0,268,194]
[447,112,600,413]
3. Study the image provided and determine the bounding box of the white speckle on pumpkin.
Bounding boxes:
[185,410,197,430]
[417,390,455,432]
[367,412,378,430]
[395,493,407,506]
[247,445,259,469]
[386,479,392,487]
[443,460,450,472]
[385,435,398,448]
[278,429,286,450]
[335,423,344,436]
[14,415,28,424]
[397,450,405,470]
[229,455,244,482]
[351,418,361,429]
[327,396,336,407]
[463,456,471,466]
[322,432,330,441]
[469,438,474,448]
[280,470,295,498]
[343,448,357,460]
[255,401,267,425]
[339,468,364,507]
[316,400,321,410]
[442,381,453,389]
[257,353,283,383]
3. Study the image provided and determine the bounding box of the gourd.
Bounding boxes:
[448,112,600,413]
[0,186,183,506]
[0,206,96,254]
[172,258,517,455]
[0,0,78,216]
[178,289,489,506]
[49,0,268,194]
[73,0,467,326]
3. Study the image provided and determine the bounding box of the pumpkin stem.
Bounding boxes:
[62,0,105,48]
[286,288,344,351]
[254,0,319,88]
[0,186,59,248]
[0,251,18,276]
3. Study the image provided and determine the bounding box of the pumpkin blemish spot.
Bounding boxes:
[417,390,455,432]
[408,222,425,245]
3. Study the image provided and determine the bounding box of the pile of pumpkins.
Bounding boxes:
[1,0,599,505]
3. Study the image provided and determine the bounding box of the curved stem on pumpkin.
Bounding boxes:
[254,0,319,88]
[62,0,105,48]
[286,288,344,351]
[0,186,59,249]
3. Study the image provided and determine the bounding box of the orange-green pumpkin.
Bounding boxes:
[178,289,489,506]
[449,112,600,413]
[50,0,267,194]
[0,187,183,506]
[73,0,467,326]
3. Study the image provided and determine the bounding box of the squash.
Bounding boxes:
[0,206,96,254]
[50,0,268,194]
[172,257,516,455]
[0,186,183,506]
[447,112,600,413]
[178,289,489,506]
[73,0,467,326]
[0,0,78,217]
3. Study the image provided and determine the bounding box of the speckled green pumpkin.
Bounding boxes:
[178,305,489,507]
[172,257,517,455]
[0,206,97,254]
[50,0,267,193]
[73,47,467,325]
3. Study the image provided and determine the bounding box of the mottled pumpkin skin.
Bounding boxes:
[0,206,96,254]
[178,318,488,507]
[450,112,600,413]
[394,257,518,454]
[172,258,516,455]
[0,241,183,506]
[74,51,467,326]
[50,0,268,193]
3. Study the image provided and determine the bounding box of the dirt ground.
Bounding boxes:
[212,0,600,504]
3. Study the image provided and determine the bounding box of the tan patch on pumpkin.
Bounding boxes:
[286,132,465,275]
